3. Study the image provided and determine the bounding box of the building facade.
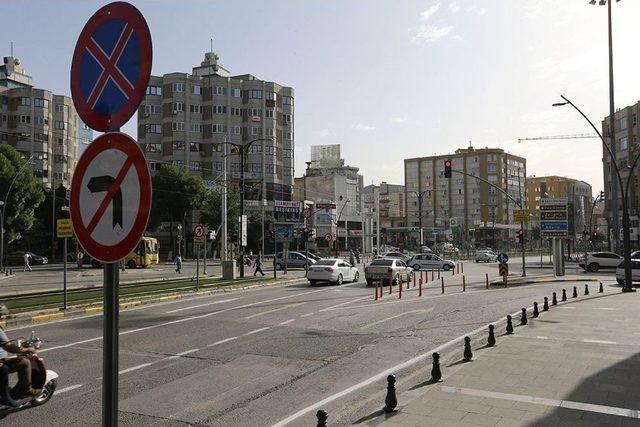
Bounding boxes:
[0,56,90,189]
[137,51,295,211]
[404,146,526,249]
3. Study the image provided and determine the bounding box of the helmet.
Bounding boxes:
[0,304,9,317]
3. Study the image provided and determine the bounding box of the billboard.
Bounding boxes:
[540,198,568,238]
[274,201,301,223]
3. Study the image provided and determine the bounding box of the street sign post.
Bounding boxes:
[540,198,568,238]
[56,218,73,238]
[325,233,332,242]
[71,2,152,132]
[514,209,530,222]
[497,252,509,264]
[302,208,311,219]
[57,218,73,310]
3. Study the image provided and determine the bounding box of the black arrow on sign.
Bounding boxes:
[88,175,123,228]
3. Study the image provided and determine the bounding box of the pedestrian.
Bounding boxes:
[354,249,361,264]
[349,249,355,266]
[253,256,265,276]
[174,254,182,274]
[77,250,84,270]
[23,252,32,272]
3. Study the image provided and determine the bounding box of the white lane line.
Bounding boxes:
[536,336,549,340]
[440,385,640,419]
[166,348,200,360]
[558,306,577,309]
[512,335,623,346]
[583,339,617,345]
[244,327,271,336]
[360,308,433,329]
[300,313,314,318]
[119,363,153,375]
[318,295,371,312]
[166,298,240,314]
[207,337,238,347]
[278,319,296,326]
[57,384,83,394]
[244,302,305,319]
[272,320,492,426]
[41,288,326,354]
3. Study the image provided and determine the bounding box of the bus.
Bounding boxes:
[90,237,159,268]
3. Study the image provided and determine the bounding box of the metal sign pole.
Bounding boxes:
[196,246,200,292]
[63,237,68,310]
[203,237,207,275]
[103,262,119,426]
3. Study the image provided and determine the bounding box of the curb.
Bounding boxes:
[3,276,308,329]
[489,275,597,287]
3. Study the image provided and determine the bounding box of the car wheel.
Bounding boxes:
[127,260,136,269]
[617,278,625,285]
[336,274,343,285]
[412,264,421,270]
[308,280,317,286]
[276,263,283,271]
[475,260,479,263]
[588,263,599,272]
[443,264,451,271]
[353,271,359,283]
[366,279,373,286]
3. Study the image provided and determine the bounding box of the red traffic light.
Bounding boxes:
[444,160,451,167]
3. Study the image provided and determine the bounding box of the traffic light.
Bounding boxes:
[517,229,524,244]
[444,159,452,178]
[599,190,605,200]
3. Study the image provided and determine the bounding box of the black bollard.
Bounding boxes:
[552,292,558,306]
[431,352,442,382]
[506,315,514,334]
[572,286,578,298]
[562,289,567,302]
[533,302,539,318]
[488,324,496,347]
[543,297,549,311]
[520,308,528,325]
[316,410,328,427]
[599,282,604,293]
[463,336,472,362]
[584,284,589,296]
[384,375,397,413]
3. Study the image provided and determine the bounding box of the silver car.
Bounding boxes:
[365,258,410,286]
[407,253,456,271]
[275,251,315,270]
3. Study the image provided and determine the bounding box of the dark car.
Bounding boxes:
[5,251,49,266]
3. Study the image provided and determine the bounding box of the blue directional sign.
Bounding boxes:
[497,252,509,264]
[275,224,295,243]
[71,2,152,132]
[540,221,568,231]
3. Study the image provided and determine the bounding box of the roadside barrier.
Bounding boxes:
[316,410,328,427]
[374,285,378,301]
[406,274,410,290]
[379,282,383,299]
[533,302,539,318]
[384,375,397,413]
[456,264,459,274]
[543,297,549,311]
[437,270,440,280]
[431,352,442,382]
[419,277,423,297]
[388,272,393,295]
[441,277,445,294]
[572,286,578,298]
[562,289,567,301]
[506,315,514,334]
[461,262,464,273]
[520,308,528,325]
[584,284,589,295]
[451,267,455,277]
[398,278,402,299]
[552,292,558,305]
[485,273,489,289]
[462,275,466,292]
[487,324,496,347]
[463,336,472,362]
[599,282,604,293]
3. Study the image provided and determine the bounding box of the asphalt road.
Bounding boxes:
[1,261,612,426]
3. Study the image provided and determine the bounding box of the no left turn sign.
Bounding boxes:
[70,132,151,263]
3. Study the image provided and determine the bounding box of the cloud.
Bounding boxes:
[413,24,454,43]
[420,3,440,21]
[391,116,408,123]
[449,2,460,13]
[319,128,329,137]
[352,123,375,131]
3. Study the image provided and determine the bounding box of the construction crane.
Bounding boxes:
[517,133,599,143]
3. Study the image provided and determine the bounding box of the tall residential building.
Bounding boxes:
[294,144,364,251]
[404,146,526,248]
[0,56,91,189]
[362,182,405,250]
[526,176,592,245]
[602,102,640,247]
[137,51,295,210]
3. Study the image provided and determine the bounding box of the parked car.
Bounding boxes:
[475,249,498,263]
[275,251,316,270]
[579,252,623,272]
[5,251,48,266]
[407,253,456,271]
[305,252,322,262]
[307,258,359,285]
[419,246,433,254]
[375,251,410,262]
[364,258,410,286]
[615,260,640,285]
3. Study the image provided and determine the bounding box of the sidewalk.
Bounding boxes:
[381,289,640,426]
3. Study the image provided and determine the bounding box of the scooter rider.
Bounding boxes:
[0,304,40,399]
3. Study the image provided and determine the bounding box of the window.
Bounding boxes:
[172,141,185,150]
[17,115,30,124]
[147,124,161,133]
[620,117,628,130]
[34,98,49,108]
[145,143,161,153]
[144,105,161,115]
[146,85,162,96]
[149,162,160,171]
[265,128,274,136]
[18,97,31,106]
[34,117,48,126]
[265,164,275,174]
[190,85,201,95]
[213,86,226,96]
[620,137,628,151]
[230,88,241,98]
[283,114,292,124]
[189,142,200,152]
[54,120,66,129]
[266,91,277,101]
[282,96,294,106]
[55,104,68,113]
[213,124,226,133]
[214,105,227,114]
[189,104,201,114]
[172,102,184,112]
[248,89,262,99]
[265,145,276,155]
[232,125,241,135]
[283,148,292,158]
[172,122,185,131]
[488,164,497,173]
[172,82,185,92]
[190,123,202,133]
[189,162,200,171]
[230,107,241,116]
[251,127,259,136]
[265,109,274,118]
[285,131,293,140]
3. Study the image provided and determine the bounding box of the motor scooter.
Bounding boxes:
[0,332,58,412]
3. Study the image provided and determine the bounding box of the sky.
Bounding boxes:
[5,0,640,194]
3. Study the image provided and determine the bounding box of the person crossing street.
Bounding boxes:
[253,256,265,276]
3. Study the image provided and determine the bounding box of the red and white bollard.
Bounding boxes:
[503,274,508,288]
[462,275,466,292]
[438,269,441,280]
[419,276,423,296]
[485,273,489,289]
[441,277,445,294]
[452,267,455,276]
[379,281,383,299]
[461,262,464,274]
[375,284,379,301]
[431,269,434,281]
[456,263,460,274]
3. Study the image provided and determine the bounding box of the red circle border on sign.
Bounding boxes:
[70,2,152,132]
[70,132,151,263]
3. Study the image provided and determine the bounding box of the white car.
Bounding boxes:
[365,258,410,286]
[580,252,623,272]
[615,260,640,285]
[307,258,359,285]
[407,253,456,271]
[475,249,497,263]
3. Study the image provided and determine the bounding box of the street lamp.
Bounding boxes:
[334,196,351,256]
[176,224,182,257]
[553,95,635,292]
[409,190,430,246]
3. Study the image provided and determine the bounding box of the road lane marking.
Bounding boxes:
[207,337,238,347]
[583,339,617,345]
[278,319,296,326]
[512,335,622,346]
[360,308,433,329]
[166,348,200,359]
[40,288,326,353]
[57,384,83,394]
[440,385,640,419]
[300,312,314,318]
[244,327,271,336]
[166,298,240,314]
[244,303,305,319]
[119,363,153,375]
[318,296,371,312]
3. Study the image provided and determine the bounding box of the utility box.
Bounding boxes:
[222,260,237,280]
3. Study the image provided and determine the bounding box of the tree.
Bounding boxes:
[247,214,275,254]
[200,189,240,251]
[0,145,45,249]
[148,164,206,254]
[21,184,69,258]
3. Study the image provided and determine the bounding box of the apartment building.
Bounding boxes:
[404,146,526,248]
[0,56,91,188]
[137,51,295,210]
